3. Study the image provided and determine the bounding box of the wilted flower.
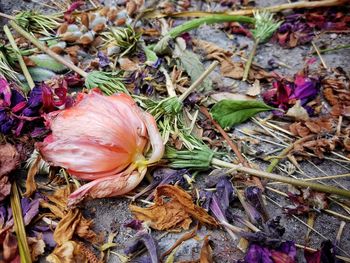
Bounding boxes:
[38,92,164,205]
[276,8,350,48]
[263,73,320,112]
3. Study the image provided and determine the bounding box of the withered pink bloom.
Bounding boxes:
[38,92,164,205]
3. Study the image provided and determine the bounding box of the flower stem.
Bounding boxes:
[10,182,32,263]
[161,0,347,18]
[242,38,259,82]
[179,60,219,102]
[211,158,350,198]
[3,25,35,90]
[9,20,88,78]
[0,12,15,20]
[168,15,255,38]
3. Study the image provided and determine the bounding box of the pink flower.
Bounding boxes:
[38,92,164,205]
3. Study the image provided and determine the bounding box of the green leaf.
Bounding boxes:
[211,99,274,128]
[175,49,212,91]
[29,54,68,73]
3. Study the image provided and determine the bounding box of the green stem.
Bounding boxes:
[4,25,35,90]
[0,12,15,20]
[168,15,255,38]
[316,44,350,54]
[9,20,87,78]
[10,182,32,263]
[242,38,259,81]
[179,60,219,102]
[211,158,350,198]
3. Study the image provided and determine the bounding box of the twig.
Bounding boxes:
[0,12,15,20]
[200,106,263,188]
[179,60,219,102]
[10,182,32,263]
[159,67,177,97]
[3,25,35,89]
[266,135,315,173]
[9,20,87,77]
[312,41,328,69]
[155,0,347,18]
[316,44,350,54]
[212,158,350,198]
[242,39,258,81]
[302,173,350,181]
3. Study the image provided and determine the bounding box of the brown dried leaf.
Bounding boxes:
[46,241,88,263]
[27,234,46,261]
[286,100,309,121]
[200,236,213,263]
[0,143,20,178]
[118,57,139,71]
[192,39,273,81]
[54,209,81,245]
[24,154,41,197]
[130,185,217,231]
[322,68,350,117]
[289,122,310,137]
[2,231,19,262]
[0,143,20,201]
[246,80,261,97]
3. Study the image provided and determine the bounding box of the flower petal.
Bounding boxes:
[68,169,146,206]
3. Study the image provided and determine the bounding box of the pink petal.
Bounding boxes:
[67,169,147,206]
[38,138,132,180]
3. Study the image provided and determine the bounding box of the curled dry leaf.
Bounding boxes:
[1,231,19,262]
[24,154,42,197]
[322,67,350,117]
[46,241,88,263]
[192,38,273,81]
[285,100,309,121]
[130,185,218,231]
[246,80,261,97]
[200,236,213,263]
[0,143,20,201]
[27,234,46,261]
[0,143,20,178]
[289,118,334,137]
[41,186,99,246]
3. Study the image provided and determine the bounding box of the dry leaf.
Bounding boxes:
[192,39,273,81]
[54,209,81,245]
[200,236,213,263]
[27,234,46,261]
[0,143,20,178]
[130,185,217,231]
[210,92,253,103]
[286,100,309,121]
[2,231,18,262]
[118,57,139,71]
[46,241,88,263]
[289,118,334,137]
[24,154,41,197]
[246,80,261,97]
[0,143,20,201]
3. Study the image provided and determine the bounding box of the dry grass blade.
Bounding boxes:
[10,182,32,263]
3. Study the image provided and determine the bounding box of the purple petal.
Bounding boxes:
[124,230,159,263]
[97,51,110,68]
[21,197,40,225]
[244,244,273,263]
